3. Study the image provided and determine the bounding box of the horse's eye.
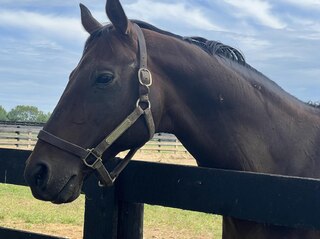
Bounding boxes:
[95,72,114,85]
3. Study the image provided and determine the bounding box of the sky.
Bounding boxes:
[0,0,319,113]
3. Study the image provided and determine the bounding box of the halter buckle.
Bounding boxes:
[138,68,152,86]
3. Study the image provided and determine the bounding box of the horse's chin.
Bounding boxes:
[30,175,83,204]
[52,190,81,204]
[51,176,82,204]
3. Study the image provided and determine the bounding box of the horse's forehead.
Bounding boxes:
[74,30,137,77]
[85,30,134,60]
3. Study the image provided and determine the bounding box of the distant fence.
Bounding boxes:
[0,121,190,155]
[0,122,42,150]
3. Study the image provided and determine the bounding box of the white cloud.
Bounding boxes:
[223,0,286,29]
[0,9,86,42]
[237,35,271,48]
[281,0,320,9]
[282,14,320,40]
[124,0,223,31]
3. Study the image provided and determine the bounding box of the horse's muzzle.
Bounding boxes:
[24,155,82,204]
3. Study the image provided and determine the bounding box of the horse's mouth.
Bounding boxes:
[52,176,81,204]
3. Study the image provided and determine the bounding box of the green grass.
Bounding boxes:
[0,183,85,225]
[0,183,222,239]
[145,205,222,238]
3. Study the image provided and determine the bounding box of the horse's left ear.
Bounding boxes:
[80,4,102,34]
[106,0,132,35]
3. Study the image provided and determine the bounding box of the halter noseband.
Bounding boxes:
[37,24,155,187]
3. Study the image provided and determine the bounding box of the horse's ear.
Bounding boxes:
[80,3,102,34]
[106,0,132,35]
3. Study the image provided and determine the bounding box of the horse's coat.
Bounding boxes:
[24,0,320,238]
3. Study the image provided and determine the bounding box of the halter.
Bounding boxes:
[37,24,155,187]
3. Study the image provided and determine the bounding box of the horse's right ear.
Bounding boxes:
[106,0,132,35]
[80,3,102,34]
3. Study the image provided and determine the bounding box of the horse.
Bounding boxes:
[24,0,320,238]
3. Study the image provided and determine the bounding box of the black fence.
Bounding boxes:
[1,148,320,238]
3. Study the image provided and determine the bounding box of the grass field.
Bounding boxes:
[0,183,222,239]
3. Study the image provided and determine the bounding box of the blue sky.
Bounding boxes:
[0,0,319,113]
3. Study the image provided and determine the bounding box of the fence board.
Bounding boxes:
[0,148,30,186]
[116,161,320,230]
[0,135,37,140]
[0,127,42,133]
[0,227,67,239]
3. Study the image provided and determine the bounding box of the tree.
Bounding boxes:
[7,105,50,123]
[0,106,7,121]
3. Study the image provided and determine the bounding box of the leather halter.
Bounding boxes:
[37,24,155,187]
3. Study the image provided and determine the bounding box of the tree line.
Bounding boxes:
[0,105,51,123]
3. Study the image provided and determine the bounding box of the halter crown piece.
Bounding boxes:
[37,24,155,187]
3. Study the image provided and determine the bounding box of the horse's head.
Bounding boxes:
[24,0,161,203]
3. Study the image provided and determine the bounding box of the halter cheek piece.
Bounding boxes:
[37,24,155,187]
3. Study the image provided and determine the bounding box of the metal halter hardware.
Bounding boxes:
[37,24,155,187]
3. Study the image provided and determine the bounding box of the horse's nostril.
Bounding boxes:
[33,163,49,190]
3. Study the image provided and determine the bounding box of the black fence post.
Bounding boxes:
[117,202,144,239]
[82,180,144,239]
[83,176,118,239]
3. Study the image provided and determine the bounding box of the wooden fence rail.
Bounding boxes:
[1,148,320,238]
[0,122,189,154]
[0,123,42,150]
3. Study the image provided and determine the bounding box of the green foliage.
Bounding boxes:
[0,106,7,121]
[6,105,50,122]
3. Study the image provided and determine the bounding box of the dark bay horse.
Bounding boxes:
[24,0,320,238]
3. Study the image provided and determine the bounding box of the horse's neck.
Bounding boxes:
[152,38,320,177]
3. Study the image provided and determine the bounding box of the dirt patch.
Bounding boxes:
[2,222,215,239]
[119,151,197,166]
[144,227,214,239]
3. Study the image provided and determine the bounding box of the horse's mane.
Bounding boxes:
[132,20,246,65]
[132,20,272,79]
[307,101,320,108]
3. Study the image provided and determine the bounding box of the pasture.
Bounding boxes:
[0,183,222,239]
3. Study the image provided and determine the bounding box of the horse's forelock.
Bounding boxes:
[83,24,113,52]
